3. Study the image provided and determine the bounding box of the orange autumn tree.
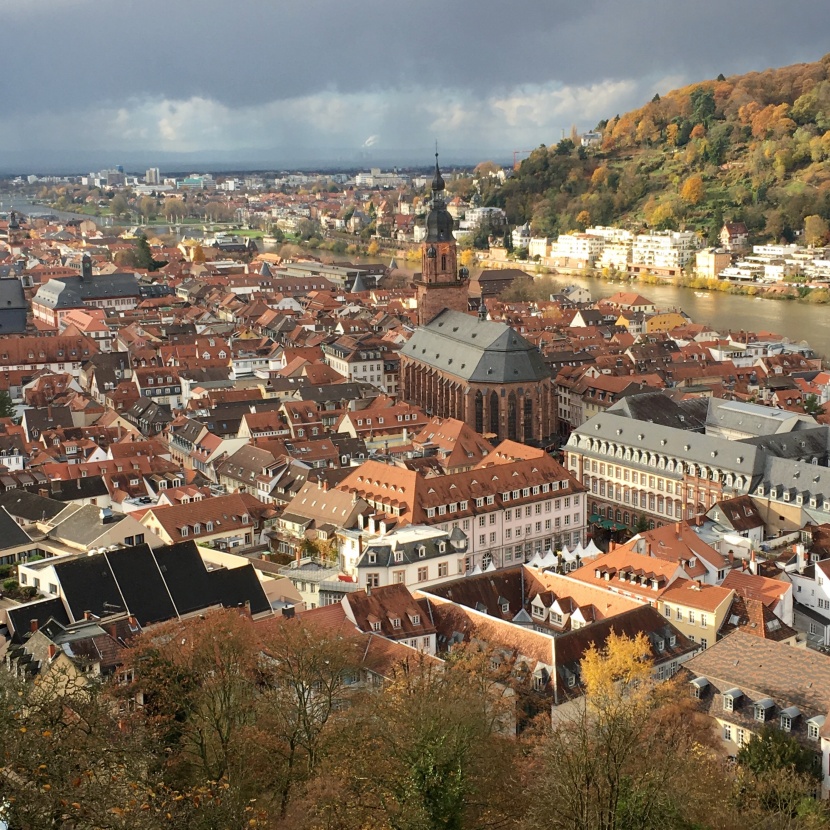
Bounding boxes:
[680,174,705,205]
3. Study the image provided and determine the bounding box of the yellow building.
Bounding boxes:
[646,311,687,333]
[695,248,732,279]
[658,580,734,650]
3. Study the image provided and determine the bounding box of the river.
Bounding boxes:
[0,196,99,224]
[552,275,830,359]
[6,195,830,360]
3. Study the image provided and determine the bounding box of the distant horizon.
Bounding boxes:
[0,149,515,179]
[4,0,829,175]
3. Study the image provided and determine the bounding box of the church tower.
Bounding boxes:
[414,154,469,326]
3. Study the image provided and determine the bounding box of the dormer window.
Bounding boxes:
[410,614,420,625]
[417,545,426,558]
[391,617,401,629]
[780,706,800,731]
[723,689,741,712]
[372,621,381,632]
[394,551,403,563]
[690,677,708,698]
[754,699,774,722]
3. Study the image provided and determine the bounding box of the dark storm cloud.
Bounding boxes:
[1,0,829,165]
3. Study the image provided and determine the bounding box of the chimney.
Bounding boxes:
[366,583,372,597]
[128,615,138,628]
[295,544,301,565]
[84,610,92,620]
[675,521,681,537]
[30,619,38,633]
[796,543,807,574]
[48,644,57,660]
[609,540,616,552]
[695,514,702,527]
[358,534,363,555]
[749,550,758,576]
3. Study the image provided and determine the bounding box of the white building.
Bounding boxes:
[338,525,469,591]
[632,230,699,270]
[553,233,606,263]
[512,223,531,250]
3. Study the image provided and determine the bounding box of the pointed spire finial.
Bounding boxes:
[431,142,445,194]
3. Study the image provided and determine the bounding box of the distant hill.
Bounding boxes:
[485,54,830,246]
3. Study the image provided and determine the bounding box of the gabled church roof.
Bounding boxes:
[400,309,550,384]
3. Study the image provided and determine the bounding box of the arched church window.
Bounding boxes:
[507,393,518,442]
[489,391,499,438]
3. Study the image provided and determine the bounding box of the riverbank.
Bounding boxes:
[479,255,830,306]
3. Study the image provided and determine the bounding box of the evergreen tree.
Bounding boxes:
[0,391,16,420]
[134,234,160,271]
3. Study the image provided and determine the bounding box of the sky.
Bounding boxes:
[2,0,829,173]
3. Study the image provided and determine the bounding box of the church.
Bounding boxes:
[399,157,554,445]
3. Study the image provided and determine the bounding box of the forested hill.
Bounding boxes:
[485,53,830,246]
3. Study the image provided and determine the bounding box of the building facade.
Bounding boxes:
[400,309,555,445]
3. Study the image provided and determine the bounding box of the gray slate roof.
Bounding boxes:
[35,273,140,310]
[568,410,763,478]
[609,392,708,431]
[400,309,550,384]
[705,398,815,436]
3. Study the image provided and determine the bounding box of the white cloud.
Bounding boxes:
[0,75,685,165]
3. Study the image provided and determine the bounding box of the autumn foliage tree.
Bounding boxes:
[522,632,728,830]
[681,174,705,205]
[302,650,520,830]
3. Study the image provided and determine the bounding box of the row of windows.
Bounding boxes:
[355,412,418,426]
[179,515,249,536]
[663,605,708,627]
[576,444,748,489]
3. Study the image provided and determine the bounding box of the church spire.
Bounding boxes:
[431,144,445,197]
